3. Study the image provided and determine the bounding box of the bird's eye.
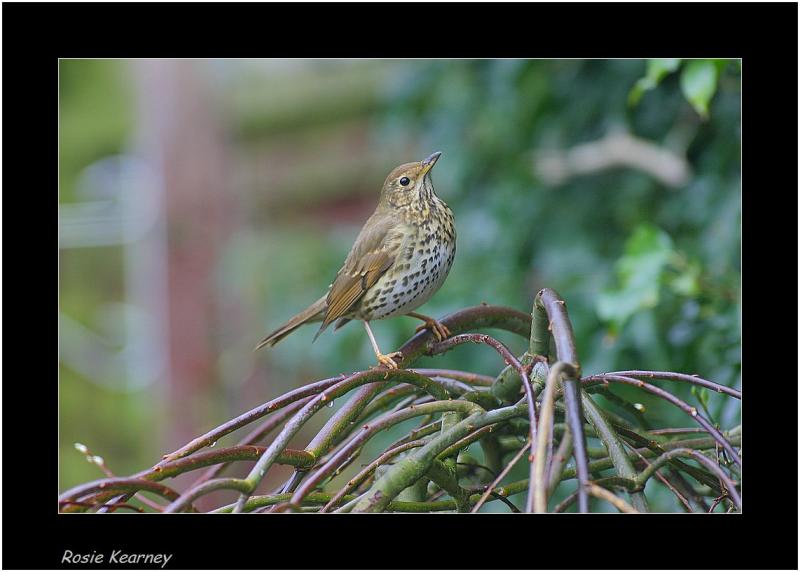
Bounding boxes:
[399,177,411,186]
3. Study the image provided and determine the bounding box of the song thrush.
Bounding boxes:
[256,151,456,369]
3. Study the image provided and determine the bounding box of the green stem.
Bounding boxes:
[159,375,347,464]
[353,400,529,512]
[532,361,576,512]
[412,369,495,387]
[436,424,498,460]
[581,393,649,512]
[472,439,531,513]
[587,375,741,467]
[557,434,741,482]
[165,478,251,513]
[58,478,181,507]
[634,448,741,509]
[190,398,312,486]
[306,371,452,460]
[534,288,588,512]
[320,440,427,512]
[491,287,552,404]
[232,368,459,513]
[595,370,741,400]
[355,384,420,423]
[547,424,573,495]
[58,446,313,510]
[290,399,481,507]
[480,433,504,474]
[426,459,470,512]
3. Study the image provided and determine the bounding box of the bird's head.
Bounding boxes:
[379,151,442,208]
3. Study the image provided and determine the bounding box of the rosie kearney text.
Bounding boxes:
[62,550,173,568]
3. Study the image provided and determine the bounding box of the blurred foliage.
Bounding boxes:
[628,58,682,106]
[629,58,734,119]
[678,60,722,118]
[597,223,700,333]
[59,60,133,202]
[59,60,148,491]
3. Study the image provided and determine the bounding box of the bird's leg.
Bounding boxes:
[363,321,403,369]
[408,312,451,342]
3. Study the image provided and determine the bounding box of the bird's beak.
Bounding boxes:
[420,151,442,176]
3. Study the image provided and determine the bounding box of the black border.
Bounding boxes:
[2,1,797,570]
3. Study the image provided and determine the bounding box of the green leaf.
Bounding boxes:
[680,59,719,118]
[628,58,681,106]
[597,224,675,331]
[668,258,701,297]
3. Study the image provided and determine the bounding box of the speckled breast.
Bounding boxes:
[354,219,456,321]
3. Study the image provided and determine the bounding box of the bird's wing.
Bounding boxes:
[320,212,403,329]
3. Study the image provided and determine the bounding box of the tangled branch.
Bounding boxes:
[59,293,741,514]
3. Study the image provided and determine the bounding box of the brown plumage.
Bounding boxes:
[256,152,456,368]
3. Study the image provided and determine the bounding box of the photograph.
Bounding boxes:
[58,58,742,516]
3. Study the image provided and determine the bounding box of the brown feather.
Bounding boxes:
[254,295,327,350]
[324,250,392,323]
[333,317,352,330]
[317,212,403,333]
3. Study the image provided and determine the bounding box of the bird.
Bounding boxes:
[255,151,456,369]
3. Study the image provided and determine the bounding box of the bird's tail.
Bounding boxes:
[254,295,328,351]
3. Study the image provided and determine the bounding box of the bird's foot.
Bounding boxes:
[415,318,451,342]
[374,351,403,370]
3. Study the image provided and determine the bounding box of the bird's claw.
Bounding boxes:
[416,319,451,342]
[375,351,403,370]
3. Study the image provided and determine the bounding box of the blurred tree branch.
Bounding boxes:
[534,130,691,188]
